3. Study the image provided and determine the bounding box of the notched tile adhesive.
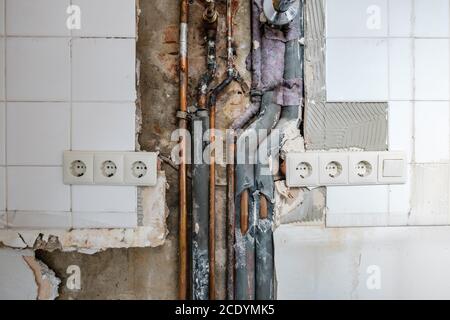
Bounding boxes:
[303,0,388,152]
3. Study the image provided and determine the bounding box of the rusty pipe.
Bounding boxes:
[207,0,246,300]
[226,131,236,300]
[190,1,219,301]
[203,0,218,23]
[209,103,217,300]
[178,0,189,301]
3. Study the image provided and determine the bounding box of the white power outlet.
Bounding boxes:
[94,153,125,185]
[63,151,94,185]
[319,153,349,185]
[286,153,319,187]
[286,151,407,187]
[349,152,378,184]
[124,153,158,186]
[64,151,158,186]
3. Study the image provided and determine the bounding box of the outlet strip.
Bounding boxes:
[63,151,158,186]
[286,151,407,187]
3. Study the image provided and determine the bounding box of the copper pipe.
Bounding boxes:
[178,0,189,301]
[259,195,268,219]
[209,104,216,300]
[240,190,249,234]
[226,134,236,300]
[208,0,246,300]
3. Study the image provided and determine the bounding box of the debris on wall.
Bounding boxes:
[23,256,61,300]
[0,174,170,253]
[274,184,326,227]
[0,248,60,300]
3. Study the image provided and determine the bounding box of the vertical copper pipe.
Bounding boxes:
[178,0,189,301]
[240,190,249,234]
[226,136,236,300]
[208,0,243,300]
[209,105,216,300]
[259,195,268,219]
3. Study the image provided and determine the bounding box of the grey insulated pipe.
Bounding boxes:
[191,1,218,300]
[234,0,304,300]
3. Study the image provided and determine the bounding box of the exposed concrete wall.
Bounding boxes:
[35,0,251,300]
[275,225,450,300]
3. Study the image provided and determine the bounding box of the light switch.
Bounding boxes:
[378,152,407,184]
[383,159,404,177]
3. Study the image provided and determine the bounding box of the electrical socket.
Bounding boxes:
[94,153,125,185]
[286,151,407,187]
[64,151,158,186]
[124,153,158,186]
[319,153,349,185]
[349,152,378,185]
[286,153,319,187]
[63,151,94,185]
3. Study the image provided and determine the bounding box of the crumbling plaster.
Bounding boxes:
[30,0,251,300]
[0,0,322,299]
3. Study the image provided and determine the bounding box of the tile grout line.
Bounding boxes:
[448,0,450,220]
[410,0,416,222]
[4,0,8,226]
[387,0,392,214]
[70,0,73,227]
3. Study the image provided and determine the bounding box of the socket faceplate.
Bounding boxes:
[63,151,158,186]
[286,151,407,187]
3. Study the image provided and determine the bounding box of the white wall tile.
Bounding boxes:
[7,103,70,165]
[72,0,136,38]
[389,165,412,215]
[7,167,70,211]
[326,0,388,37]
[388,0,412,37]
[388,101,413,162]
[7,38,70,101]
[73,212,137,229]
[6,0,70,36]
[0,103,4,165]
[389,178,411,215]
[0,167,5,211]
[410,164,450,225]
[327,185,389,214]
[326,185,390,227]
[326,39,388,101]
[0,0,4,35]
[7,212,71,229]
[275,226,450,299]
[389,39,413,100]
[326,212,408,227]
[414,39,450,101]
[72,102,135,151]
[414,0,449,38]
[414,101,449,163]
[72,186,136,212]
[0,38,4,101]
[72,39,136,101]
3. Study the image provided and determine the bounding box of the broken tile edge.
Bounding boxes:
[0,172,170,253]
